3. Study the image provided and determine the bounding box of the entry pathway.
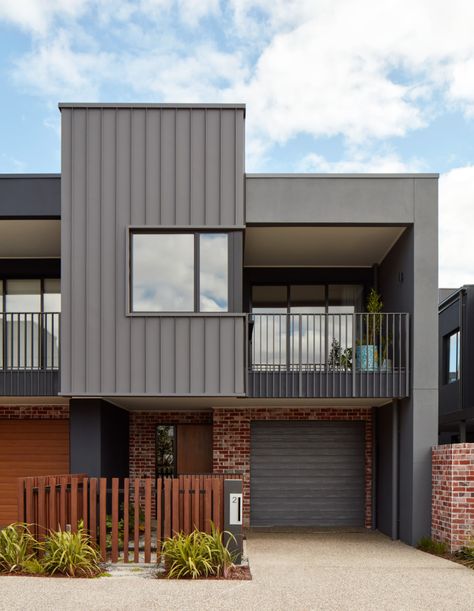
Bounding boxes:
[1,531,474,610]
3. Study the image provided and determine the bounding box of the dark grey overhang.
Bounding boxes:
[59,102,246,111]
[0,174,60,218]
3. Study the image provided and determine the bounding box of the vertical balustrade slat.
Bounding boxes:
[123,478,129,563]
[111,478,119,563]
[204,477,212,533]
[70,477,78,532]
[172,478,180,533]
[99,478,107,561]
[163,478,171,540]
[37,477,46,539]
[89,478,97,544]
[59,476,67,530]
[144,479,151,563]
[82,477,88,531]
[134,479,140,563]
[156,479,162,562]
[183,476,191,533]
[191,475,199,530]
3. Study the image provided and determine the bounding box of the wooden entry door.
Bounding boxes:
[176,425,213,474]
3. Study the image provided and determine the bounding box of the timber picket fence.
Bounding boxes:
[17,474,241,563]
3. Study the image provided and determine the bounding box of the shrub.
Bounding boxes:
[458,541,474,568]
[42,523,102,577]
[161,523,235,579]
[417,537,448,555]
[0,523,37,574]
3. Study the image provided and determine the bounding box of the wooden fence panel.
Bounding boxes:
[17,474,241,564]
[111,478,119,563]
[134,478,140,563]
[89,478,97,544]
[123,478,129,563]
[99,479,107,560]
[144,479,151,563]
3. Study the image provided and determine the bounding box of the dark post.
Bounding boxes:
[223,479,243,565]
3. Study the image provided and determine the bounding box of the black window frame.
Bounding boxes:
[444,329,461,385]
[128,229,232,315]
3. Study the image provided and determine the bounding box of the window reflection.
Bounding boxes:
[200,234,228,311]
[132,233,194,312]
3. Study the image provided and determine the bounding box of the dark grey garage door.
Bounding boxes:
[250,421,365,527]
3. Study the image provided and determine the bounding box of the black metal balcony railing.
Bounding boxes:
[248,312,410,399]
[0,312,60,396]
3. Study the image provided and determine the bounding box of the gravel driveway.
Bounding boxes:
[1,530,474,611]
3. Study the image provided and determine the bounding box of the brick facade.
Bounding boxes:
[432,443,474,552]
[0,404,69,419]
[213,407,373,528]
[129,411,212,478]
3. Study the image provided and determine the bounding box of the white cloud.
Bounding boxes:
[298,151,424,174]
[439,166,474,288]
[0,0,88,35]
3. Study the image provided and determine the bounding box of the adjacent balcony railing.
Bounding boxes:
[0,312,60,396]
[248,312,410,399]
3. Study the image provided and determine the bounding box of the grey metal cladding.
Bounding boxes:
[61,105,245,395]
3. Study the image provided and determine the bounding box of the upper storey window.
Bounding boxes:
[131,232,228,313]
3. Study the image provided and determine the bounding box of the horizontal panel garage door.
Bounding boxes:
[0,420,69,527]
[251,421,365,527]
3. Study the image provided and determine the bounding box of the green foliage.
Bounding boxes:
[105,502,145,550]
[161,522,235,579]
[458,542,474,568]
[42,523,102,577]
[0,523,37,574]
[366,288,383,314]
[328,338,352,370]
[21,557,46,575]
[417,537,448,555]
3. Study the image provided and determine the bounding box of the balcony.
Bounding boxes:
[0,313,60,396]
[248,312,410,399]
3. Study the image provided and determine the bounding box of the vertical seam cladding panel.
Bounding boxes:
[62,106,245,396]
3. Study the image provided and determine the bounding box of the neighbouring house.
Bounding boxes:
[439,286,474,442]
[0,103,438,546]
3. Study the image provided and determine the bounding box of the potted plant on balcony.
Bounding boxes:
[355,288,383,371]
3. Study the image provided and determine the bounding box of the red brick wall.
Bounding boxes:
[129,411,212,478]
[213,407,373,528]
[432,443,474,552]
[0,404,69,419]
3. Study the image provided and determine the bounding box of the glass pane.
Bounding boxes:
[44,278,61,312]
[5,279,41,312]
[328,284,363,313]
[252,285,287,311]
[290,285,325,313]
[448,331,460,383]
[200,234,228,312]
[156,425,175,477]
[0,279,3,313]
[251,286,287,370]
[132,233,194,312]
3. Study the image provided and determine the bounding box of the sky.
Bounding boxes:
[1,0,474,287]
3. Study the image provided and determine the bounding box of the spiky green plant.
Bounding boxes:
[417,536,448,555]
[0,523,37,574]
[161,522,235,579]
[42,522,102,577]
[458,541,474,568]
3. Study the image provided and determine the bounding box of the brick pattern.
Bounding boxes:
[129,411,212,478]
[432,443,474,552]
[0,404,69,419]
[213,407,373,528]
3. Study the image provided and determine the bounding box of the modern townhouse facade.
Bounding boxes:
[0,103,438,546]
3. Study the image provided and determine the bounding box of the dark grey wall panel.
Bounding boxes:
[0,175,60,218]
[250,421,365,527]
[61,105,245,396]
